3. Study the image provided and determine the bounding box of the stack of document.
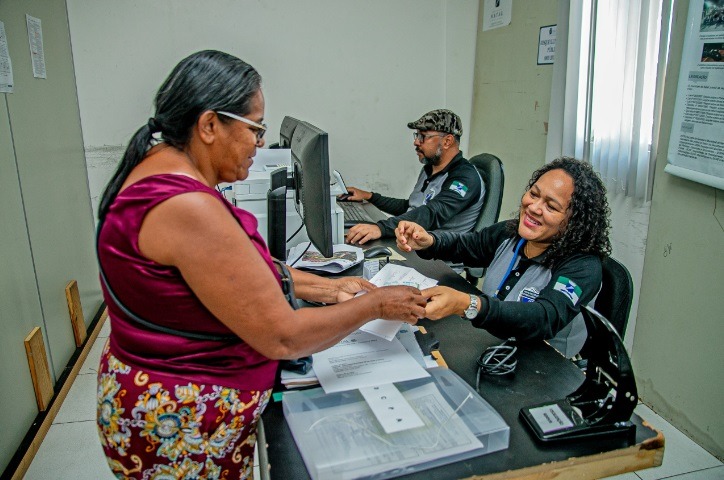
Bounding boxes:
[280,325,438,389]
[280,368,319,389]
[312,329,430,394]
[287,242,363,273]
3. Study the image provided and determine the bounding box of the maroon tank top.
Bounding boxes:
[97,174,279,390]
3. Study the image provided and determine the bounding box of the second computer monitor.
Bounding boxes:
[279,116,302,149]
[290,121,333,258]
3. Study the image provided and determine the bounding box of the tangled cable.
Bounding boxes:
[475,338,517,390]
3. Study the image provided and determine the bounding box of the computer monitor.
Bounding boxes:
[279,116,302,149]
[267,120,334,259]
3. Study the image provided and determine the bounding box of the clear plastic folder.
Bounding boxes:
[282,367,510,480]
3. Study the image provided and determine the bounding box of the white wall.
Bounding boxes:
[606,193,650,352]
[65,0,479,220]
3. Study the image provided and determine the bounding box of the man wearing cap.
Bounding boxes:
[344,109,485,244]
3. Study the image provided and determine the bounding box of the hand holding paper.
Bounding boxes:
[360,264,438,340]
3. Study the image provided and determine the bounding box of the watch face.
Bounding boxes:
[464,295,478,319]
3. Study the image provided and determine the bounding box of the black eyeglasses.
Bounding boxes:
[217,111,267,141]
[413,132,446,143]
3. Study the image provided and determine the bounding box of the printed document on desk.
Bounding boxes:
[282,325,436,389]
[287,242,363,273]
[360,264,438,340]
[312,329,429,394]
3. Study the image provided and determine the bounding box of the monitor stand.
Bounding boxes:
[267,167,295,260]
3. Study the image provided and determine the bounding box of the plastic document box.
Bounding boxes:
[282,367,510,480]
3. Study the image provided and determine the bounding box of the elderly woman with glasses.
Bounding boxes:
[396,157,612,358]
[95,50,426,479]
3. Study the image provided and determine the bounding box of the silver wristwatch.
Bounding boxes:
[463,294,479,319]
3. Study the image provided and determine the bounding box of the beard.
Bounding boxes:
[418,144,443,166]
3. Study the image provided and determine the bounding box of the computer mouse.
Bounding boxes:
[364,246,393,259]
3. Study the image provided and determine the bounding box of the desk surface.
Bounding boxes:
[261,243,664,479]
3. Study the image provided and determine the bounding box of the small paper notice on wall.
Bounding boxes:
[26,14,46,79]
[483,0,512,32]
[538,25,557,65]
[0,21,14,92]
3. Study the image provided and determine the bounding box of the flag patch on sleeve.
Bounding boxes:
[449,181,468,197]
[553,276,582,305]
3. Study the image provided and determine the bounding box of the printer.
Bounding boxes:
[219,150,345,249]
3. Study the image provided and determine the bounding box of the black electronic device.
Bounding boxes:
[267,120,334,259]
[363,246,392,259]
[337,193,353,202]
[279,115,302,149]
[339,201,388,227]
[520,304,638,442]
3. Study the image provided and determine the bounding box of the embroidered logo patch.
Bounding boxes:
[424,188,436,204]
[518,287,540,303]
[449,181,468,197]
[553,276,582,305]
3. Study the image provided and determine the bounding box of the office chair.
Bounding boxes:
[593,256,634,338]
[464,153,505,284]
[575,256,634,370]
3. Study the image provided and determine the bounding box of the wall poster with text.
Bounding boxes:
[666,0,724,189]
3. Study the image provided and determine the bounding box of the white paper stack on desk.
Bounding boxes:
[280,325,438,389]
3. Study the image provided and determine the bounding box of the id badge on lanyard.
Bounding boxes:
[494,238,525,299]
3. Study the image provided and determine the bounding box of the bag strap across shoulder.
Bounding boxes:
[96,218,297,342]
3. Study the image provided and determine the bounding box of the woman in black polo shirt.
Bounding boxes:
[395,157,612,357]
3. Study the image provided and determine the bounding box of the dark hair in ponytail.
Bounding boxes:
[98,50,262,220]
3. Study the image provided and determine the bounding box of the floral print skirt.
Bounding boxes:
[96,341,272,480]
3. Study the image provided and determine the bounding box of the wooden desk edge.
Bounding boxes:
[258,421,663,480]
[459,427,664,480]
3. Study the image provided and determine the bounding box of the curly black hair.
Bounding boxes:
[507,157,612,267]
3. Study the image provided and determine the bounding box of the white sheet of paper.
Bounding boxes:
[0,22,14,93]
[395,325,425,367]
[359,383,425,434]
[482,0,512,31]
[360,264,438,340]
[25,15,46,79]
[312,330,429,393]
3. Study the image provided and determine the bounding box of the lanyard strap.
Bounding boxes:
[495,238,525,298]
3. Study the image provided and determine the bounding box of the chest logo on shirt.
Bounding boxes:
[518,287,540,303]
[553,276,582,305]
[449,180,468,197]
[424,188,436,204]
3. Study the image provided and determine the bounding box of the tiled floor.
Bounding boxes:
[23,317,723,480]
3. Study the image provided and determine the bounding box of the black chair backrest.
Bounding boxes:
[468,153,505,232]
[594,257,634,338]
